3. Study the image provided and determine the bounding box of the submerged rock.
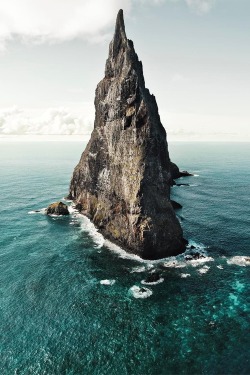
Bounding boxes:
[185,252,206,261]
[68,10,187,259]
[46,202,69,216]
[129,285,153,299]
[144,272,161,283]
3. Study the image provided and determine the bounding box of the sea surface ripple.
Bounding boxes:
[0,141,249,375]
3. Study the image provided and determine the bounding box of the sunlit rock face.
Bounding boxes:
[69,10,186,259]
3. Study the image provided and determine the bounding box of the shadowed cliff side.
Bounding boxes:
[69,9,187,259]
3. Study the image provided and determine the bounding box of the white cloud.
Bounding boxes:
[0,107,94,135]
[138,0,215,13]
[0,0,132,50]
[185,0,214,13]
[0,0,216,50]
[1,107,249,142]
[163,111,250,141]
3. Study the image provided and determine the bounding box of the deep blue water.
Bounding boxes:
[0,141,249,375]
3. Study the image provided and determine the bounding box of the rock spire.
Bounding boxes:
[68,9,186,259]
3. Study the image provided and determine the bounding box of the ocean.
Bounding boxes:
[0,141,249,375]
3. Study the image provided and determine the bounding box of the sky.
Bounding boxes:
[0,0,249,141]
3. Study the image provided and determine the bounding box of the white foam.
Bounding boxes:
[33,202,214,271]
[141,277,164,285]
[163,259,186,268]
[180,273,191,278]
[100,279,115,286]
[130,266,146,273]
[188,257,214,267]
[69,205,143,256]
[227,256,250,267]
[104,239,145,262]
[217,265,223,270]
[193,174,199,177]
[129,285,153,299]
[130,264,154,273]
[147,264,154,270]
[184,242,213,267]
[62,197,73,203]
[28,208,46,215]
[68,205,77,214]
[162,241,211,269]
[78,213,105,248]
[198,265,210,274]
[70,208,213,269]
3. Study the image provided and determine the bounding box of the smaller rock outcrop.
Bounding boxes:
[144,272,161,283]
[46,202,69,216]
[170,200,182,209]
[184,252,206,261]
[170,162,193,180]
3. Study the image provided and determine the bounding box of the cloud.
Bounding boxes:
[0,0,132,50]
[162,111,250,141]
[1,107,249,142]
[185,0,214,13]
[0,107,94,135]
[138,0,214,13]
[0,0,216,50]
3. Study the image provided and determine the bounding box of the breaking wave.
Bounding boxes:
[141,278,164,286]
[129,285,153,299]
[227,256,250,267]
[100,279,116,286]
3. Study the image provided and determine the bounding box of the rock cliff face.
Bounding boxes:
[69,10,186,259]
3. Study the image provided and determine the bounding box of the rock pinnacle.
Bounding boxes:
[68,10,186,259]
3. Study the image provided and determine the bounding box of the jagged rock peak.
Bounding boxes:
[105,9,144,87]
[116,9,125,31]
[107,11,124,64]
[69,10,186,259]
[110,9,127,60]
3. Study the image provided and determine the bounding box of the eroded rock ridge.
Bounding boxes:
[69,10,186,259]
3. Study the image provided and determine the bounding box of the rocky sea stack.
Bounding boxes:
[46,202,69,216]
[69,10,187,259]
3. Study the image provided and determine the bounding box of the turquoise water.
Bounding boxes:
[0,141,249,375]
